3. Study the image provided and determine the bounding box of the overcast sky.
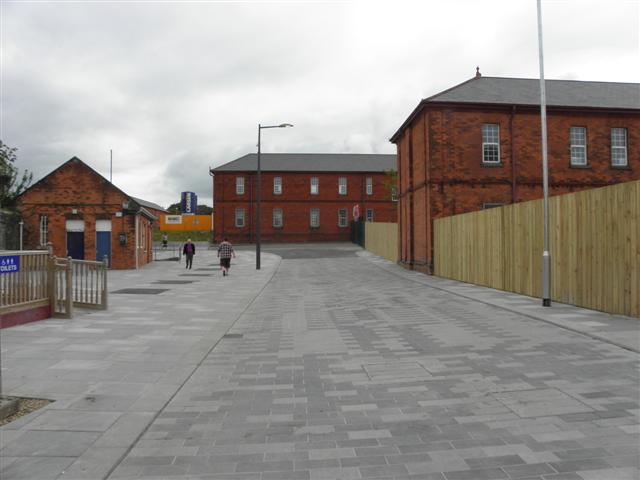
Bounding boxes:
[1,0,638,208]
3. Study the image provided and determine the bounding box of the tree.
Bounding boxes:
[382,169,398,202]
[0,141,33,208]
[166,202,181,214]
[197,204,213,215]
[165,202,212,215]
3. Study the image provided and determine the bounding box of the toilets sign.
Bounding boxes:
[0,255,20,274]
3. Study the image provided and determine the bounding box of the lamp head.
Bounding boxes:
[279,123,293,128]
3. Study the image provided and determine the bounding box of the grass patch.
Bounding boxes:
[153,231,213,242]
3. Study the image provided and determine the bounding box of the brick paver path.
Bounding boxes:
[108,248,640,480]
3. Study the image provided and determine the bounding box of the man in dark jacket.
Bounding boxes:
[183,239,195,269]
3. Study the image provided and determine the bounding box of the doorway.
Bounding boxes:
[96,219,112,267]
[66,219,85,260]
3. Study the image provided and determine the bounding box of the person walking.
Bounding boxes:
[161,233,168,250]
[183,239,195,269]
[217,237,235,276]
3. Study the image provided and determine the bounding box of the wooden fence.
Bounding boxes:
[72,258,108,310]
[434,180,639,318]
[0,252,108,321]
[0,251,50,313]
[364,222,398,263]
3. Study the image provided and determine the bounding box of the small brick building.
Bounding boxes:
[17,157,160,269]
[391,73,640,274]
[211,153,397,243]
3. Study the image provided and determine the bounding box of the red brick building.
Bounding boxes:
[17,157,160,269]
[211,153,397,243]
[391,73,640,274]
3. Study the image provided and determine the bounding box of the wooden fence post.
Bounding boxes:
[47,255,55,314]
[65,257,73,318]
[102,255,108,310]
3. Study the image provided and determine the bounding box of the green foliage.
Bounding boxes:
[197,204,213,215]
[383,169,398,202]
[0,141,33,208]
[153,230,212,242]
[166,202,181,214]
[165,202,212,215]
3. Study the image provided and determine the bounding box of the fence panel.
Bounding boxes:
[0,251,49,312]
[71,258,108,310]
[434,181,639,318]
[364,222,398,263]
[51,256,73,318]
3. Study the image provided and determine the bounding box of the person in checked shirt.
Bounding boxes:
[217,237,236,276]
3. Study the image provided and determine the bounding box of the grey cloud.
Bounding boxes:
[2,0,637,208]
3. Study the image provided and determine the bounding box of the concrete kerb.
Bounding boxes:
[357,250,640,354]
[0,397,19,420]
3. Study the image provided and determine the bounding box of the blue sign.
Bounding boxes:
[0,255,20,274]
[181,191,198,214]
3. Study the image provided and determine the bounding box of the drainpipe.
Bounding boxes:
[510,105,517,204]
[135,214,139,269]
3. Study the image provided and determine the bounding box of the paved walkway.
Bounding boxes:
[0,244,638,480]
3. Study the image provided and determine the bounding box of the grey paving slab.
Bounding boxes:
[1,244,639,480]
[0,249,279,480]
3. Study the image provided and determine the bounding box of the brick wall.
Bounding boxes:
[214,171,397,243]
[17,158,153,269]
[397,105,639,273]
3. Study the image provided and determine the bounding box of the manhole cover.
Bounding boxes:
[112,288,169,295]
[363,362,431,381]
[153,280,195,284]
[492,388,594,418]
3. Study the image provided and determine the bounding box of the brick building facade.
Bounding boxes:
[391,74,640,274]
[17,157,159,269]
[211,153,397,243]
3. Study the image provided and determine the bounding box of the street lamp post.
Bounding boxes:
[537,0,551,307]
[256,123,293,270]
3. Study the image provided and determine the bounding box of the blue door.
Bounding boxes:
[96,231,111,267]
[95,220,112,267]
[66,232,85,260]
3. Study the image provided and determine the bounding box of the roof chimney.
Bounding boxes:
[475,66,481,78]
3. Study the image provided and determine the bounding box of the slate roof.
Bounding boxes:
[131,196,167,213]
[212,153,397,173]
[391,76,640,142]
[19,157,163,219]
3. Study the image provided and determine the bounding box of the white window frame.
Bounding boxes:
[273,176,282,195]
[611,128,628,167]
[366,209,374,222]
[570,126,587,166]
[39,215,48,245]
[338,208,348,227]
[236,176,245,195]
[272,208,283,228]
[235,208,245,227]
[310,208,320,228]
[338,177,347,195]
[310,177,319,195]
[482,124,500,164]
[366,177,373,195]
